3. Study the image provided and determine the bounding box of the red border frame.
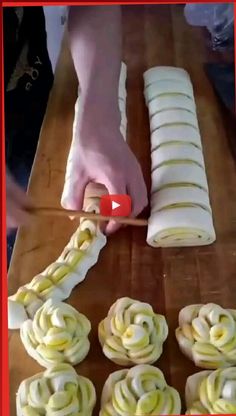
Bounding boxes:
[2,0,234,5]
[1,2,235,416]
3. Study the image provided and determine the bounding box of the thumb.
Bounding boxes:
[61,174,90,211]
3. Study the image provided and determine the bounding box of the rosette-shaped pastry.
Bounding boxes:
[16,363,96,416]
[98,297,168,365]
[176,303,236,369]
[100,364,181,415]
[185,367,236,414]
[20,299,91,367]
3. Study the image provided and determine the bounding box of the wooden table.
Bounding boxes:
[8,5,236,415]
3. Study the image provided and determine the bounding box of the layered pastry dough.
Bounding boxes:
[185,368,236,414]
[8,62,127,330]
[144,66,216,247]
[98,297,168,366]
[176,303,236,369]
[16,363,96,416]
[8,218,106,330]
[99,365,181,415]
[20,299,91,367]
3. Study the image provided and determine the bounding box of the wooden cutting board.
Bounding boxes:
[8,5,236,415]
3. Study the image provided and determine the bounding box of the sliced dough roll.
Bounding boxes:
[151,164,209,193]
[144,66,190,87]
[151,144,205,170]
[151,125,202,150]
[151,186,211,213]
[147,208,216,247]
[150,109,199,132]
[145,79,194,103]
[148,95,196,117]
[144,66,215,248]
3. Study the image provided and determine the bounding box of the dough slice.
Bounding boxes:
[144,66,190,86]
[148,94,196,117]
[147,207,216,247]
[150,109,199,132]
[145,79,194,103]
[151,144,205,170]
[151,125,202,149]
[151,164,209,193]
[150,186,211,213]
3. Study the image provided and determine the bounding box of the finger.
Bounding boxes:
[61,173,90,211]
[127,176,148,219]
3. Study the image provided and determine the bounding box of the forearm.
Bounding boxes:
[68,6,122,126]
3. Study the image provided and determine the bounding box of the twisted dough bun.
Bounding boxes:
[98,297,168,366]
[176,303,236,369]
[185,367,236,414]
[16,363,96,416]
[20,299,91,367]
[100,364,181,415]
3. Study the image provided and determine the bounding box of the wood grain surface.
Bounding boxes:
[8,5,236,415]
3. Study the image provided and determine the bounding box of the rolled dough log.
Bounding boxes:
[144,66,215,247]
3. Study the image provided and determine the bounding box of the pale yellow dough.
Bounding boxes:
[185,367,236,414]
[16,363,96,416]
[98,297,168,366]
[20,299,91,368]
[176,303,236,369]
[100,364,181,416]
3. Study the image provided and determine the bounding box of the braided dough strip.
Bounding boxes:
[8,62,127,329]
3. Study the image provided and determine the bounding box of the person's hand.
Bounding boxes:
[6,172,32,231]
[61,113,148,234]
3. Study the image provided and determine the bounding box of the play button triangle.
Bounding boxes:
[112,201,120,210]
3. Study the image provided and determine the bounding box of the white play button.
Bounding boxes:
[112,201,120,210]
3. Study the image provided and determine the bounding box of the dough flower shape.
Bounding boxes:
[20,299,91,367]
[176,303,236,369]
[100,364,181,415]
[185,367,236,414]
[98,297,168,365]
[16,363,96,416]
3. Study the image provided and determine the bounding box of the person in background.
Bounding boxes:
[5,6,148,261]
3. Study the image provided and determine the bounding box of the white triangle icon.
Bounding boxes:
[112,201,120,210]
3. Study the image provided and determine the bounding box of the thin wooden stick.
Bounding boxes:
[28,207,148,226]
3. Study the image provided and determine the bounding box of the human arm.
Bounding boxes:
[61,6,148,234]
